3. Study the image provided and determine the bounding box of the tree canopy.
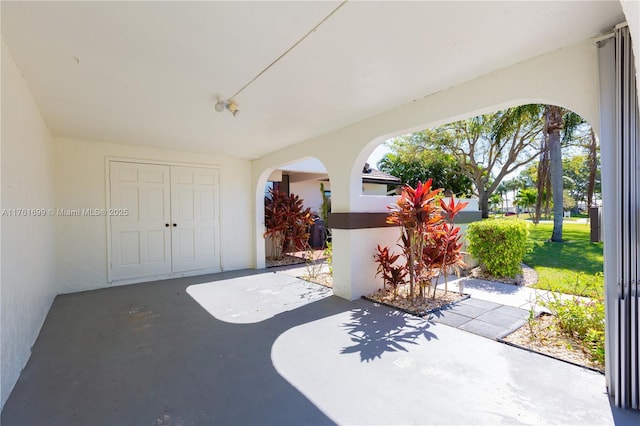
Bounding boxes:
[377,140,472,196]
[383,105,545,218]
[563,154,601,205]
[377,104,598,226]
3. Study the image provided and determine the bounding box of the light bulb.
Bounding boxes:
[215,101,224,112]
[227,101,239,116]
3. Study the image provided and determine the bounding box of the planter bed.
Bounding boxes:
[363,289,469,317]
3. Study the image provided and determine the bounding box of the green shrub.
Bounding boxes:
[542,281,605,365]
[467,219,530,277]
[324,241,333,274]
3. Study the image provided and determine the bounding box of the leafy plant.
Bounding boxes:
[324,241,333,274]
[540,275,605,365]
[264,188,314,259]
[467,219,530,277]
[376,180,468,301]
[304,244,324,281]
[319,182,330,223]
[438,197,468,294]
[527,308,537,338]
[373,245,407,299]
[319,182,332,249]
[387,179,443,299]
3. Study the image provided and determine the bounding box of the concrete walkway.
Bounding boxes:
[453,275,564,312]
[2,269,639,425]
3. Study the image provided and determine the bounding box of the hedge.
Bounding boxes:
[467,219,530,278]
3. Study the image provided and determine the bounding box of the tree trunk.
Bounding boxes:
[586,127,598,208]
[543,169,552,219]
[547,105,564,242]
[535,128,550,224]
[479,191,490,219]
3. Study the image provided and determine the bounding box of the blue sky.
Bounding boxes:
[367,143,391,169]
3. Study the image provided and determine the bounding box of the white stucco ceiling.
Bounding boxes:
[1,1,625,159]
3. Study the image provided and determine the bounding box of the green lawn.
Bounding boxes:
[523,222,604,297]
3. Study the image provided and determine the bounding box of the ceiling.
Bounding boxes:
[1,1,624,159]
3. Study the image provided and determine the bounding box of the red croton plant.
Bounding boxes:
[375,179,468,301]
[374,245,408,300]
[264,188,314,260]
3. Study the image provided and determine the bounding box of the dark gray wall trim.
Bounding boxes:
[455,211,483,224]
[328,212,393,229]
[328,211,481,229]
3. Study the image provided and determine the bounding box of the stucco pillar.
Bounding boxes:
[331,226,400,300]
[325,165,402,300]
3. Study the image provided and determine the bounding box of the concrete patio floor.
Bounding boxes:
[2,269,639,425]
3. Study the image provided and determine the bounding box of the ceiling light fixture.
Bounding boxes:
[214,0,348,118]
[215,99,239,117]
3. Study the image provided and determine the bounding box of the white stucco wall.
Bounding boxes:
[1,41,57,408]
[54,138,254,294]
[289,179,324,215]
[252,39,602,298]
[287,178,390,216]
[253,40,602,215]
[362,183,388,196]
[332,226,401,299]
[330,194,398,299]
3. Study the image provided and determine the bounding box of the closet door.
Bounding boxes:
[170,166,221,273]
[110,162,172,280]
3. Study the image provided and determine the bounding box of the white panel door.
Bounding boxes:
[170,166,221,273]
[110,162,172,280]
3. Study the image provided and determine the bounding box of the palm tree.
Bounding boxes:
[515,188,537,218]
[545,105,585,241]
[586,127,599,208]
[504,177,525,215]
[496,182,508,213]
[546,105,564,242]
[490,193,503,213]
[534,131,551,224]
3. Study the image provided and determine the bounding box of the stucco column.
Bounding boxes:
[331,226,400,300]
[328,165,401,300]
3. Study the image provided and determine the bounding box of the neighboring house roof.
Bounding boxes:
[310,163,401,185]
[361,163,402,185]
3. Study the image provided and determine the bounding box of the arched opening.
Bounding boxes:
[247,32,636,408]
[254,157,332,272]
[348,102,604,373]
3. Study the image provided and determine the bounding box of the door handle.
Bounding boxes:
[173,223,177,227]
[165,223,170,227]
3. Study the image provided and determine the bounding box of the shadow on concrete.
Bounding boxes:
[608,396,640,425]
[1,269,353,426]
[340,307,438,362]
[4,269,637,425]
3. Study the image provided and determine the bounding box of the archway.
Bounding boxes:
[254,157,332,270]
[246,33,636,409]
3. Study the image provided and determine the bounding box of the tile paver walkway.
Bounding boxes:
[431,297,531,339]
